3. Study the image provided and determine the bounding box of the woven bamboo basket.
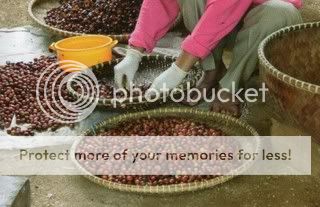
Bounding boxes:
[67,55,203,111]
[73,107,259,194]
[258,22,320,143]
[28,0,182,42]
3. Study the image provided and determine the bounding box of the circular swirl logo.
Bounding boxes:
[36,60,99,124]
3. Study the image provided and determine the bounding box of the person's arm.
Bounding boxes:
[146,0,253,93]
[179,0,302,66]
[181,0,252,60]
[129,0,180,53]
[114,0,179,89]
[253,0,303,8]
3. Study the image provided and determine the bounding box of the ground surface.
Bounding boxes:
[1,0,320,207]
[0,176,30,207]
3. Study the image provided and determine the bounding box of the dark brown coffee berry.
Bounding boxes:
[44,0,143,34]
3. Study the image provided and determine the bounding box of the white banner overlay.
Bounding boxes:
[0,136,311,175]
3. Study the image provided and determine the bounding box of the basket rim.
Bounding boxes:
[28,0,130,40]
[258,21,320,95]
[66,55,203,107]
[81,107,260,137]
[71,107,260,194]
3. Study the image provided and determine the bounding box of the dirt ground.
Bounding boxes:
[1,0,320,207]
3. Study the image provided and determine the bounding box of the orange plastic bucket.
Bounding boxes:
[49,35,118,71]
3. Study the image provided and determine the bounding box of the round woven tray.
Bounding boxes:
[28,0,182,42]
[73,107,259,194]
[258,22,320,142]
[28,0,129,42]
[67,55,203,111]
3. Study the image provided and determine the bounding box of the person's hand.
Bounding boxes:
[146,63,188,96]
[114,48,143,89]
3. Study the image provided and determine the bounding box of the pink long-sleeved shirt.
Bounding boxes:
[129,0,302,59]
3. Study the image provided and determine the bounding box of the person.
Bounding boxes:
[114,0,303,117]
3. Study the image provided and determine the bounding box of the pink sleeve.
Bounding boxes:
[253,0,303,8]
[181,0,252,59]
[129,0,180,53]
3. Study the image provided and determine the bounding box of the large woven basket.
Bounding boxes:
[258,22,320,143]
[67,55,203,111]
[75,108,259,194]
[28,0,182,42]
[28,0,129,42]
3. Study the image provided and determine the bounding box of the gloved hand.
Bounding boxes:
[114,48,143,89]
[146,63,188,97]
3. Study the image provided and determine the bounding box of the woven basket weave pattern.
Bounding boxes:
[74,108,259,194]
[67,55,203,111]
[258,22,320,141]
[28,0,182,42]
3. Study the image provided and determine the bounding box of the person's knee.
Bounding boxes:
[260,0,302,32]
[180,0,206,31]
[272,0,302,23]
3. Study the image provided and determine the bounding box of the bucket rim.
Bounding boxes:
[54,35,115,52]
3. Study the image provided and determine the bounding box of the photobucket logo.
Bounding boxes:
[111,82,268,107]
[36,60,99,123]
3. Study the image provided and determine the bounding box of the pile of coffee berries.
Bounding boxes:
[99,117,224,136]
[90,117,224,186]
[99,82,151,99]
[0,56,75,136]
[44,0,143,34]
[7,127,34,136]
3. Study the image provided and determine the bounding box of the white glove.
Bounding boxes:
[146,63,188,96]
[114,48,143,89]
